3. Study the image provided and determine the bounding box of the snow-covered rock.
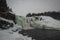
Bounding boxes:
[28,16,60,30]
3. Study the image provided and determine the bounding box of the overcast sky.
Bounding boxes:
[6,0,60,16]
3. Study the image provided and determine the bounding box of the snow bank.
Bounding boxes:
[0,30,32,40]
[0,23,32,40]
[28,16,60,30]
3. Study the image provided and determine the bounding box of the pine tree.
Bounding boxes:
[0,0,8,12]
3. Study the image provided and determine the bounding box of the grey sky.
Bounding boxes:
[6,0,60,16]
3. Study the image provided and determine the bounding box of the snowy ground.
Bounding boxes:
[0,17,32,40]
[0,24,32,40]
[30,16,60,30]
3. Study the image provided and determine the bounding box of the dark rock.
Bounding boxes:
[0,20,13,29]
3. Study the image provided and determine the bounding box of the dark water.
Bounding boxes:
[19,29,60,40]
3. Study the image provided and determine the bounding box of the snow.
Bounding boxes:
[0,24,32,40]
[28,16,60,30]
[0,15,60,40]
[0,17,32,40]
[38,16,60,28]
[0,30,32,40]
[0,17,15,25]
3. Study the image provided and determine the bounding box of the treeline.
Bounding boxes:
[0,0,16,24]
[0,0,9,12]
[26,11,60,20]
[0,0,16,29]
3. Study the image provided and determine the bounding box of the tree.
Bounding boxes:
[0,0,8,12]
[26,13,31,17]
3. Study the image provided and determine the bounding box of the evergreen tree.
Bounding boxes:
[0,0,8,12]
